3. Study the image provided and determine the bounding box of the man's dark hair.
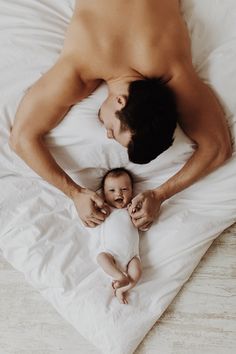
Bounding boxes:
[116,78,178,164]
[101,167,133,191]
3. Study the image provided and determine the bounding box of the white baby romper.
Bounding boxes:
[97,208,140,272]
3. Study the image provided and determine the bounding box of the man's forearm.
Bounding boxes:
[155,144,231,202]
[9,136,81,199]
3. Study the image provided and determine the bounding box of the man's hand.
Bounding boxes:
[128,190,163,231]
[72,188,110,227]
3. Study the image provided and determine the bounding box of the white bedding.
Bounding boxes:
[0,1,236,353]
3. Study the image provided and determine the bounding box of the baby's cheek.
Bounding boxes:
[127,193,133,202]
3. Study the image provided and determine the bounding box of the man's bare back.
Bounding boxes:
[63,0,189,82]
[10,0,232,229]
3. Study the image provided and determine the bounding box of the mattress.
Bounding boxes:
[0,1,236,353]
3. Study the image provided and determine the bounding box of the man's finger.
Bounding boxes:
[83,221,89,227]
[130,195,143,207]
[93,199,110,217]
[92,194,106,209]
[91,210,106,221]
[139,222,152,231]
[85,220,97,228]
[132,209,144,219]
[128,203,142,215]
[89,216,103,225]
[133,217,149,228]
[101,203,110,215]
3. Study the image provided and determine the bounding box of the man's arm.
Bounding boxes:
[129,63,232,229]
[9,55,108,227]
[156,63,232,199]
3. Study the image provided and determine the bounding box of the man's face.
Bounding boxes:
[98,96,132,147]
[103,174,133,209]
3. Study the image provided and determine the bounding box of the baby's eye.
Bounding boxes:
[109,189,115,192]
[122,188,127,191]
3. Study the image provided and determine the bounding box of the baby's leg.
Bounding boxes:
[97,252,129,289]
[115,256,142,304]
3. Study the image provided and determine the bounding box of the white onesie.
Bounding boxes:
[97,208,140,272]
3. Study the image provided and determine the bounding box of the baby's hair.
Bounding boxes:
[101,167,134,191]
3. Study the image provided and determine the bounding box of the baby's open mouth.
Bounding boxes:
[115,197,124,204]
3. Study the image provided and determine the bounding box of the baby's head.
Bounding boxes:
[101,168,133,209]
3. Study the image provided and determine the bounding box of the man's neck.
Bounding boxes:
[106,73,144,96]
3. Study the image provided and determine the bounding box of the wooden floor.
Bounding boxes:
[0,223,236,354]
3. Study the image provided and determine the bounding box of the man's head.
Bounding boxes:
[98,91,132,147]
[101,168,133,209]
[99,78,178,164]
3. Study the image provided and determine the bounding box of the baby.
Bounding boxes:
[96,168,142,304]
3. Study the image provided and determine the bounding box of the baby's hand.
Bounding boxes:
[127,201,142,214]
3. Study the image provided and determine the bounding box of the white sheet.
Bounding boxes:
[1,1,236,353]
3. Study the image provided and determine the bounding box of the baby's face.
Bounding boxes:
[103,174,133,209]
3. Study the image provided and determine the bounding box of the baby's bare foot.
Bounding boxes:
[111,274,131,304]
[112,274,129,291]
[116,287,129,304]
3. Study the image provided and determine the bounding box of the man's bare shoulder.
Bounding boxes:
[131,1,191,80]
[62,0,185,81]
[31,54,101,110]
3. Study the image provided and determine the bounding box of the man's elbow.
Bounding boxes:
[9,129,31,156]
[9,130,20,153]
[213,142,233,168]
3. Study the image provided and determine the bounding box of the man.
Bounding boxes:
[9,0,232,230]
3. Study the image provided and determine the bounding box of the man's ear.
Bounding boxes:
[116,95,127,109]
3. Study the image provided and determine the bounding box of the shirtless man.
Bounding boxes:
[9,0,232,230]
